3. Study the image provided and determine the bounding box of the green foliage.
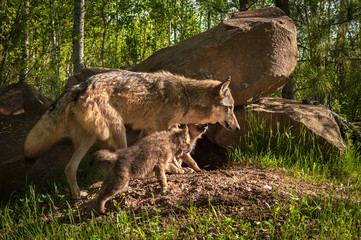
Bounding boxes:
[228,110,361,185]
[0,0,237,99]
[291,0,361,121]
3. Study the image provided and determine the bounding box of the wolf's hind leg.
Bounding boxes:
[108,122,127,149]
[102,104,127,149]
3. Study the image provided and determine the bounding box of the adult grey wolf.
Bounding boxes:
[93,124,208,214]
[23,70,239,199]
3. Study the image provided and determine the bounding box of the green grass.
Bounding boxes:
[1,184,360,239]
[228,111,361,186]
[0,186,255,239]
[1,111,361,239]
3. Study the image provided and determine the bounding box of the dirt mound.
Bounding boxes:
[67,165,325,221]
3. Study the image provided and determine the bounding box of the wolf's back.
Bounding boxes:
[23,92,72,161]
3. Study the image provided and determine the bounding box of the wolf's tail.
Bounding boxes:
[23,92,73,162]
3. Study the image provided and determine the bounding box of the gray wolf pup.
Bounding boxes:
[23,70,239,199]
[93,124,208,214]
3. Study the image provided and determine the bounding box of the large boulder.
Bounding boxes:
[64,67,123,90]
[207,97,346,153]
[0,82,52,118]
[0,83,53,167]
[133,7,297,106]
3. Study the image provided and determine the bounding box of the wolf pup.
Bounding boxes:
[93,124,207,214]
[165,124,209,174]
[23,70,239,199]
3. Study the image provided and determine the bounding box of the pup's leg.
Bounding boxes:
[180,153,203,172]
[65,125,96,199]
[154,162,168,193]
[96,172,130,214]
[165,157,185,174]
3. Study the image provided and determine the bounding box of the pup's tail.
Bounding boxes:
[91,149,118,166]
[23,92,71,162]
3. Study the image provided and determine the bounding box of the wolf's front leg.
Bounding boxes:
[65,135,96,199]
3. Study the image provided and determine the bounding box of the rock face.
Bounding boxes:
[0,82,53,117]
[207,97,346,153]
[0,83,54,167]
[133,7,297,106]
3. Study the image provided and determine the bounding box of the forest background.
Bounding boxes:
[1,0,361,122]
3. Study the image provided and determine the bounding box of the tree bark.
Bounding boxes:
[19,0,29,82]
[72,0,85,74]
[274,0,290,15]
[275,0,294,99]
[50,0,60,89]
[238,0,248,11]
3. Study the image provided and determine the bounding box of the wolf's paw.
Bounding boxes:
[80,190,89,197]
[160,186,173,194]
[72,190,88,199]
[161,187,168,194]
[183,167,195,173]
[175,168,185,174]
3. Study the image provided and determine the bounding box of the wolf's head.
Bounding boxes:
[211,78,240,131]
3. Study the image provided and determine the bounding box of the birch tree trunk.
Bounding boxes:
[72,0,85,74]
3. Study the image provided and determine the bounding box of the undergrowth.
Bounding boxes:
[228,111,361,186]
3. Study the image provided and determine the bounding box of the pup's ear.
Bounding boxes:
[169,124,180,130]
[180,125,189,137]
[178,124,186,129]
[215,77,231,96]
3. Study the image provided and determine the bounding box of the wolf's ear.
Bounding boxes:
[216,77,231,96]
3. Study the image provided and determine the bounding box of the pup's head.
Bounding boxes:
[188,123,208,141]
[211,78,240,131]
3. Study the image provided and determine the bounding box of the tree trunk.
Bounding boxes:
[72,0,85,74]
[239,0,248,11]
[19,0,29,82]
[274,0,290,15]
[50,0,60,90]
[275,0,294,99]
